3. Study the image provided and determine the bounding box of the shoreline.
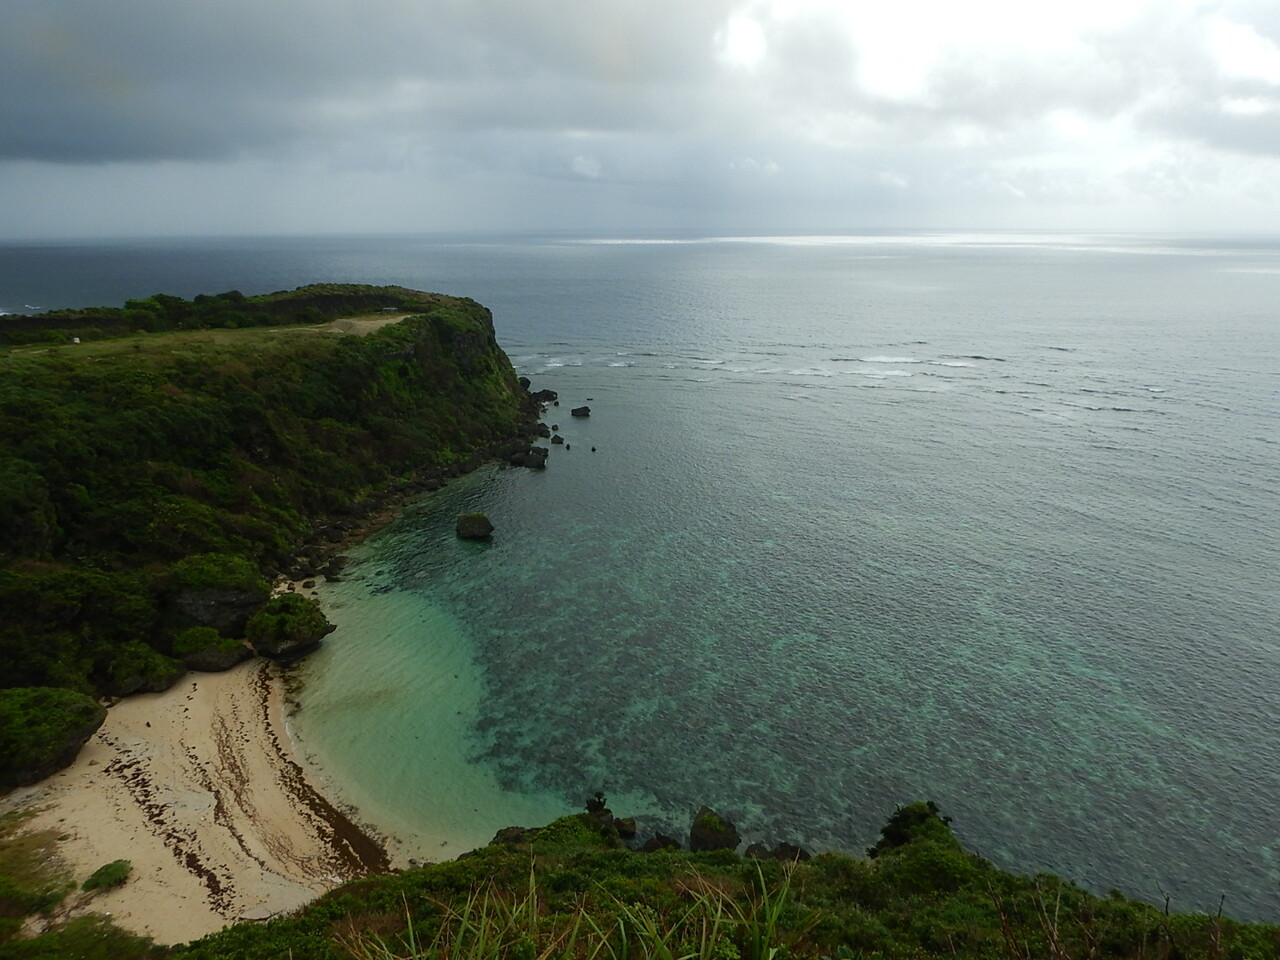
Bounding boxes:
[0,659,392,945]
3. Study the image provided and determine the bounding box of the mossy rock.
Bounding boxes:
[689,805,740,852]
[103,641,186,697]
[246,593,335,660]
[0,687,107,787]
[173,626,252,672]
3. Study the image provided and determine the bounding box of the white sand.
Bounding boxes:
[1,660,389,945]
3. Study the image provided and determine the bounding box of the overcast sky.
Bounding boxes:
[2,0,1279,238]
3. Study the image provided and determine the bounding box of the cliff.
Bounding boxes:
[0,286,545,781]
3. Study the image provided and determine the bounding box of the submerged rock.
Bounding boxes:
[456,513,495,539]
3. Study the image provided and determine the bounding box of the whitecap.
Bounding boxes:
[788,368,836,377]
[860,356,921,364]
[932,361,974,368]
[608,361,634,367]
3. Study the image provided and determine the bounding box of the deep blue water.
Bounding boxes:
[3,232,1279,919]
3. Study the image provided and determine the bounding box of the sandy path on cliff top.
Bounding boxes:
[1,660,390,945]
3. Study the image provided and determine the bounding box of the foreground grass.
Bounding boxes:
[169,804,1279,960]
[1,802,1276,959]
[0,811,150,959]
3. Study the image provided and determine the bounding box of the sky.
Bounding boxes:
[2,0,1280,238]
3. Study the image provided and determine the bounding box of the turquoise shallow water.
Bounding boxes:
[4,232,1278,918]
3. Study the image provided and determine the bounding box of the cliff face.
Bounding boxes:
[0,287,540,702]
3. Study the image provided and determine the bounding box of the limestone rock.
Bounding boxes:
[456,513,495,539]
[171,587,266,637]
[182,640,253,673]
[689,806,740,852]
[490,826,540,845]
[0,688,108,787]
[640,834,682,853]
[508,446,549,469]
[246,594,336,660]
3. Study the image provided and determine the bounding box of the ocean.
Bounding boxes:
[3,231,1278,919]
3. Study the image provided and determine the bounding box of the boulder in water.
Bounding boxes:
[456,513,495,539]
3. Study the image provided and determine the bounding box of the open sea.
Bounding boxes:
[3,231,1278,919]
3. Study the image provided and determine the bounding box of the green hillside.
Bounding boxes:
[0,286,543,780]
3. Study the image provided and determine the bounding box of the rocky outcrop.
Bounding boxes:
[179,634,254,672]
[104,658,186,697]
[689,806,740,852]
[507,446,549,469]
[571,405,591,417]
[0,687,108,788]
[171,587,268,638]
[550,435,564,445]
[640,834,682,853]
[456,513,495,539]
[489,826,541,845]
[246,594,336,660]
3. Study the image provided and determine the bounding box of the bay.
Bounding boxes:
[3,231,1278,918]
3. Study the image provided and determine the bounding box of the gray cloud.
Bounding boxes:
[3,0,1280,235]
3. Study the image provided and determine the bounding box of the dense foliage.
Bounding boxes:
[0,286,536,783]
[0,688,106,788]
[0,287,529,696]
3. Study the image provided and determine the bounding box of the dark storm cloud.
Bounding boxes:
[0,0,735,163]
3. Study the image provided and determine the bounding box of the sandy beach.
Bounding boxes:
[1,659,391,945]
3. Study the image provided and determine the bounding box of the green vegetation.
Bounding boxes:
[153,803,1280,959]
[245,593,333,657]
[0,688,106,788]
[0,812,73,943]
[0,284,451,347]
[81,860,131,893]
[0,285,538,780]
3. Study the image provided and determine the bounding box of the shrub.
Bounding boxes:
[82,859,131,892]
